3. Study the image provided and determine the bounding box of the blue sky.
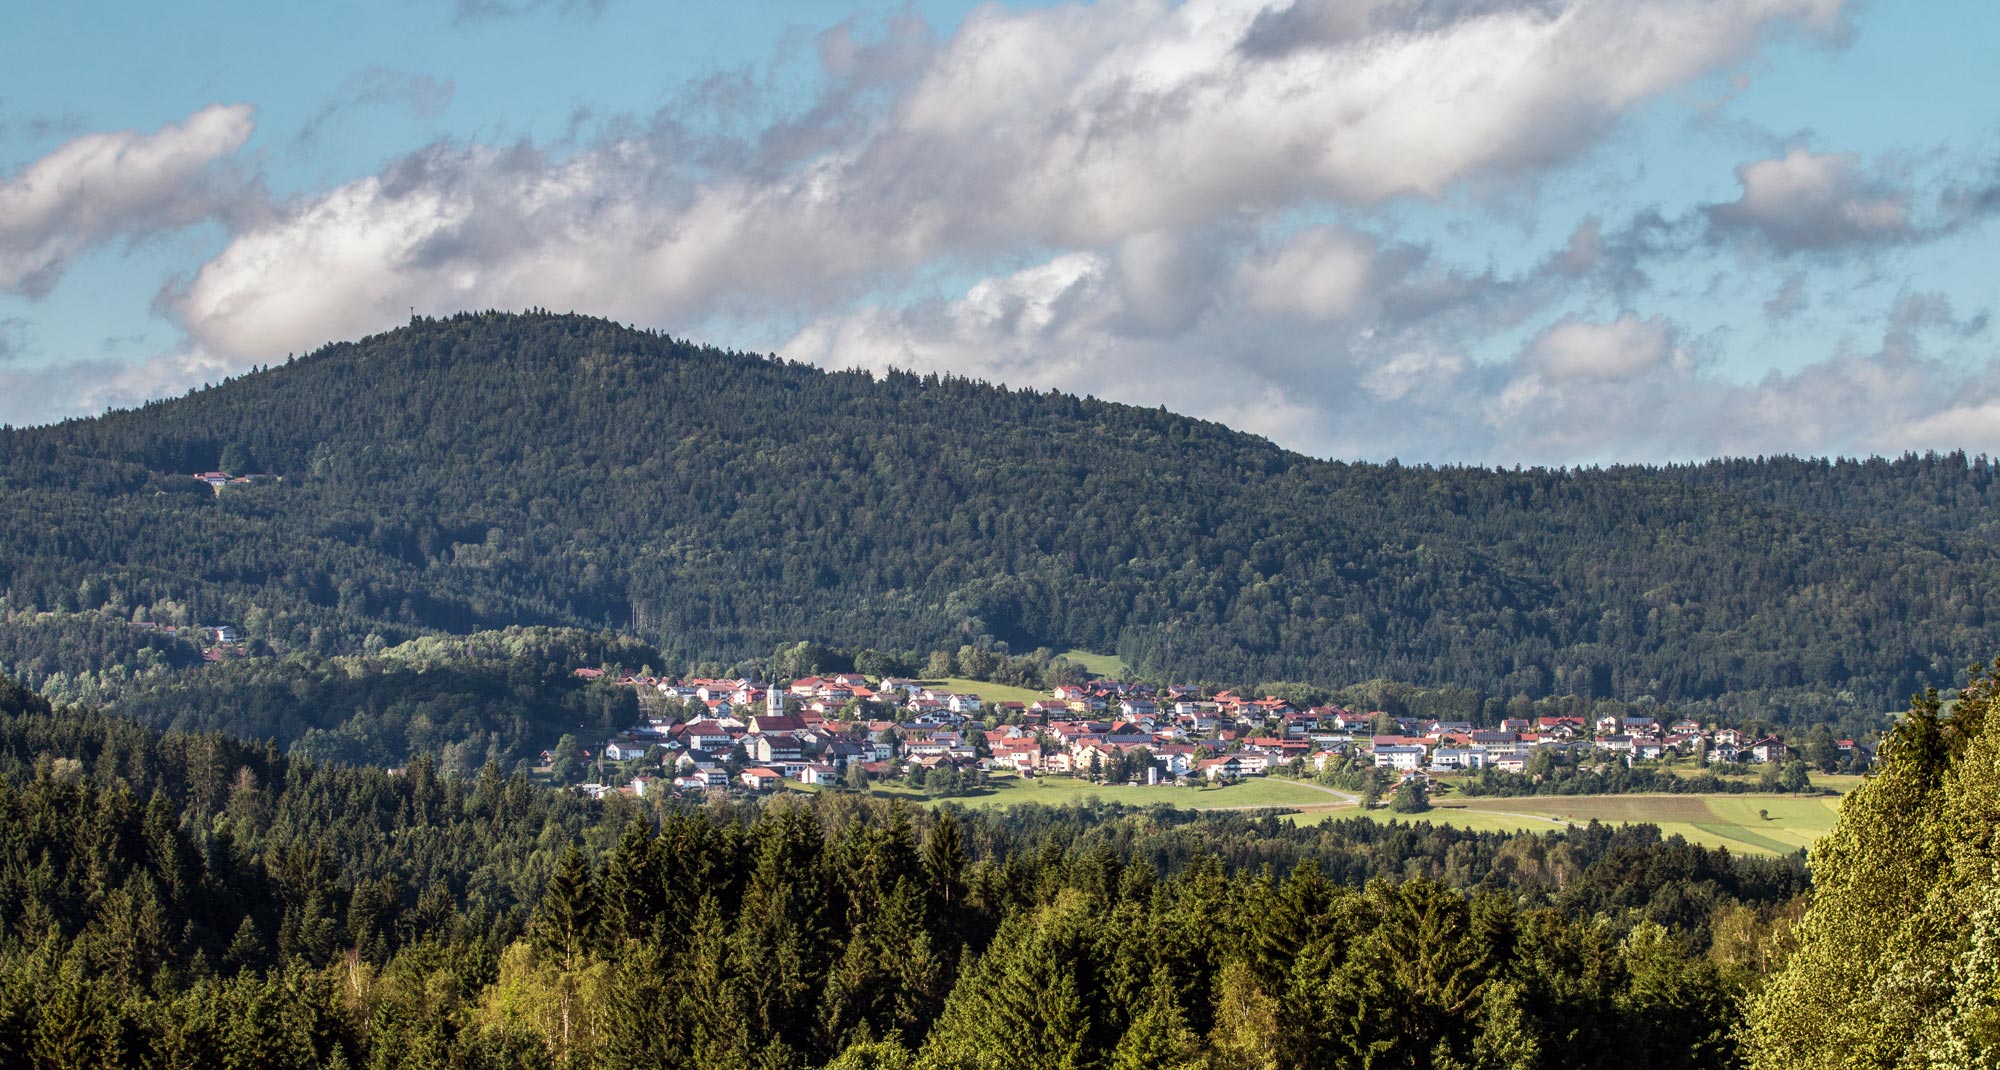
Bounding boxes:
[1,0,1994,463]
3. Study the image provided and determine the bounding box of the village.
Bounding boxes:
[560,668,1866,801]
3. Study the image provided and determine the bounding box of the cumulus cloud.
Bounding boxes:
[1527,313,1678,380]
[786,253,1117,385]
[167,0,1845,360]
[788,236,2000,464]
[168,134,952,359]
[1236,227,1412,320]
[1705,147,1911,250]
[1472,294,1998,461]
[783,247,1340,445]
[1361,350,1470,402]
[886,0,1844,227]
[0,104,256,297]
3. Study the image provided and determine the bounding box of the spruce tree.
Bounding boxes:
[532,844,600,972]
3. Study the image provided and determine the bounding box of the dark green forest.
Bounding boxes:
[6,311,1999,727]
[0,675,1809,1069]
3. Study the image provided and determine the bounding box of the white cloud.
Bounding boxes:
[1893,400,2000,450]
[171,135,961,359]
[0,104,255,297]
[169,0,1845,360]
[1528,313,1678,380]
[1237,227,1391,320]
[785,252,1117,385]
[0,345,239,426]
[784,248,1331,445]
[1361,350,1469,401]
[789,245,2000,465]
[1705,147,1910,251]
[1472,296,1999,462]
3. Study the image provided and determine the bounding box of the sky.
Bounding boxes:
[1,0,1995,464]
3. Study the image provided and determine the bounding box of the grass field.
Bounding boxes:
[868,761,1869,857]
[1319,792,1849,855]
[929,677,1051,705]
[871,773,1343,811]
[1058,650,1130,678]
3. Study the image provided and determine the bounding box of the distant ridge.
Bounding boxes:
[4,310,1998,725]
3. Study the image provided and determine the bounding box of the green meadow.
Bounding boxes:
[876,767,1862,856]
[1326,791,1850,856]
[927,677,1052,705]
[1057,650,1131,678]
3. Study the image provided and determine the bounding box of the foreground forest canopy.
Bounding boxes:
[1745,658,2000,1068]
[0,674,1811,1069]
[6,312,2000,726]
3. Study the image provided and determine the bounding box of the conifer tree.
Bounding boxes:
[1111,971,1203,1070]
[599,817,665,941]
[532,843,600,972]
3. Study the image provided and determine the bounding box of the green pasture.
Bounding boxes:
[927,677,1052,705]
[1327,791,1849,856]
[1058,650,1131,678]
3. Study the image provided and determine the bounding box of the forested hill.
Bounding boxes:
[5,310,1999,722]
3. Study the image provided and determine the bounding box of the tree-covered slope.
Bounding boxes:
[1745,658,2000,1067]
[0,677,1807,1069]
[5,310,1998,720]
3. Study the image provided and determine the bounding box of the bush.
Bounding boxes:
[1389,777,1431,813]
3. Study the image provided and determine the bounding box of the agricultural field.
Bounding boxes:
[1335,791,1850,855]
[870,765,1868,856]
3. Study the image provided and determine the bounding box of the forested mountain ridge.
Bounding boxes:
[5,310,1998,724]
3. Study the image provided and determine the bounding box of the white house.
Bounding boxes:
[1373,745,1427,771]
[602,738,651,762]
[1429,747,1488,771]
